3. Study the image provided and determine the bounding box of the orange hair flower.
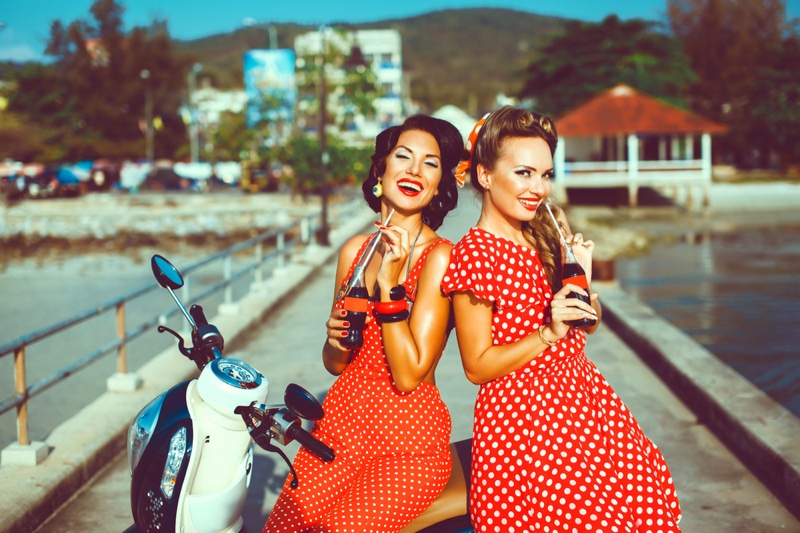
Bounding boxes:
[454,113,490,188]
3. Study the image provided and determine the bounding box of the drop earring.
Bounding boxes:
[372,177,383,198]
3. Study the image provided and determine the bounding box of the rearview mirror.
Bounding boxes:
[151,254,184,290]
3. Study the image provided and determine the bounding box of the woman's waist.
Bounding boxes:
[484,346,589,386]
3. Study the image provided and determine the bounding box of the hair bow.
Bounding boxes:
[454,113,490,188]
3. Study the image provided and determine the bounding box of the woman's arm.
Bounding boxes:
[452,291,550,384]
[453,282,597,385]
[321,235,366,375]
[379,244,453,392]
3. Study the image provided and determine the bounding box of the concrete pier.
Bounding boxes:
[1,193,799,533]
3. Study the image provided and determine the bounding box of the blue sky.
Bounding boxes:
[3,0,800,62]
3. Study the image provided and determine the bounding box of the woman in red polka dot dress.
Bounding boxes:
[264,115,464,532]
[441,107,682,532]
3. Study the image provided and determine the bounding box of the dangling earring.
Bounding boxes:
[372,177,383,198]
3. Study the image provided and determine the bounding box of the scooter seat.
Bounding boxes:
[400,439,473,532]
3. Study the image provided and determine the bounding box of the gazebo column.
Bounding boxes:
[627,133,639,207]
[686,133,695,160]
[701,132,712,208]
[671,136,681,160]
[555,136,567,204]
[659,137,678,201]
[658,137,667,160]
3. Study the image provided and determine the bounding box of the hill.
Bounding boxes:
[174,8,569,113]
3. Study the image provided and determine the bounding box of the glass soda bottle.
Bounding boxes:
[340,267,370,349]
[562,244,596,328]
[339,229,384,349]
[339,210,393,349]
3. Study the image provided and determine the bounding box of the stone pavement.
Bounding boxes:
[11,192,800,532]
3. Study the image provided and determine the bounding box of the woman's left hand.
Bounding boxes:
[566,232,594,285]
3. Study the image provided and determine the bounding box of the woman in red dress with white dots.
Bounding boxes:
[441,106,682,532]
[264,115,464,532]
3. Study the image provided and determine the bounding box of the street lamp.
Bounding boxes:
[316,26,331,246]
[187,63,202,162]
[140,69,154,162]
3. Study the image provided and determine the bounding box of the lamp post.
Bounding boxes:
[316,26,331,246]
[267,24,278,50]
[187,63,202,162]
[140,69,154,162]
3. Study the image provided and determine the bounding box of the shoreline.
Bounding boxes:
[565,181,800,261]
[1,182,799,269]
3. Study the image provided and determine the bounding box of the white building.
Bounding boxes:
[294,29,406,139]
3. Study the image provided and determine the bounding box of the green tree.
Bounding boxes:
[277,133,371,196]
[293,30,379,134]
[750,35,800,170]
[667,0,795,166]
[518,15,696,116]
[5,0,191,161]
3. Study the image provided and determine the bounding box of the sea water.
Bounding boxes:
[615,221,800,417]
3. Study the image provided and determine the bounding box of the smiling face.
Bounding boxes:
[478,136,553,226]
[381,129,443,213]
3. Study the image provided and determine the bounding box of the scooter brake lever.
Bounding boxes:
[157,325,191,357]
[234,403,301,488]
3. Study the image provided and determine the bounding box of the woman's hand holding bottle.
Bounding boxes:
[566,232,594,285]
[326,308,354,351]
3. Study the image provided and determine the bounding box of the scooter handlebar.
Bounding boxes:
[286,425,335,463]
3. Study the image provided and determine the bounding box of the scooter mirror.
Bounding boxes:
[151,254,184,290]
[285,383,324,421]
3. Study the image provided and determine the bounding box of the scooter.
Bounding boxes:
[124,255,335,533]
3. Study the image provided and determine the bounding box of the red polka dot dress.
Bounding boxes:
[264,238,453,533]
[441,227,682,533]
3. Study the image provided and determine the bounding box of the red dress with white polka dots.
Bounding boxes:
[442,227,682,533]
[264,237,452,533]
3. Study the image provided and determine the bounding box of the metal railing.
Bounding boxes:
[0,201,357,451]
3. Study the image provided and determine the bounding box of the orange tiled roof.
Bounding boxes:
[556,84,727,137]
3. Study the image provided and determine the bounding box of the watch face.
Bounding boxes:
[212,359,262,388]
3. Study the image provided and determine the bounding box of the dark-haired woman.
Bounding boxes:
[442,106,682,532]
[264,115,464,532]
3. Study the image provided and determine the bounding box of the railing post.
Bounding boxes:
[107,301,142,392]
[1,343,49,466]
[219,255,240,315]
[116,301,127,374]
[254,242,264,284]
[224,255,233,305]
[277,231,286,269]
[301,217,311,244]
[14,345,29,447]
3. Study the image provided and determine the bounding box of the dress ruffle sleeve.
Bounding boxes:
[441,229,499,303]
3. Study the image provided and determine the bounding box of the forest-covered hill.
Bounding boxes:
[174,8,572,113]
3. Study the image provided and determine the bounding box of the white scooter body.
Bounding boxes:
[178,359,269,532]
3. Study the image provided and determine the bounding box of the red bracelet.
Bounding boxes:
[374,299,408,314]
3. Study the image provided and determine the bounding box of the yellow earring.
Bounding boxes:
[372,177,383,198]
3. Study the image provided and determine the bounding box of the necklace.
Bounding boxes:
[406,224,424,280]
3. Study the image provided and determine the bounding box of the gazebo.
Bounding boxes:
[553,84,728,207]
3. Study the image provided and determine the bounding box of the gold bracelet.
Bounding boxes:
[538,326,557,348]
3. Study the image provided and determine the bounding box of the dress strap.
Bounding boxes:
[403,238,452,302]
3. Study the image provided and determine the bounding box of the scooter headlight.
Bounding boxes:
[161,426,187,500]
[127,393,165,473]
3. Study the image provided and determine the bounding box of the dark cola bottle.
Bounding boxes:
[562,244,596,329]
[340,269,370,350]
[340,230,383,350]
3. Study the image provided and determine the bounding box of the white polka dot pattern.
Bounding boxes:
[264,238,453,532]
[441,228,682,532]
